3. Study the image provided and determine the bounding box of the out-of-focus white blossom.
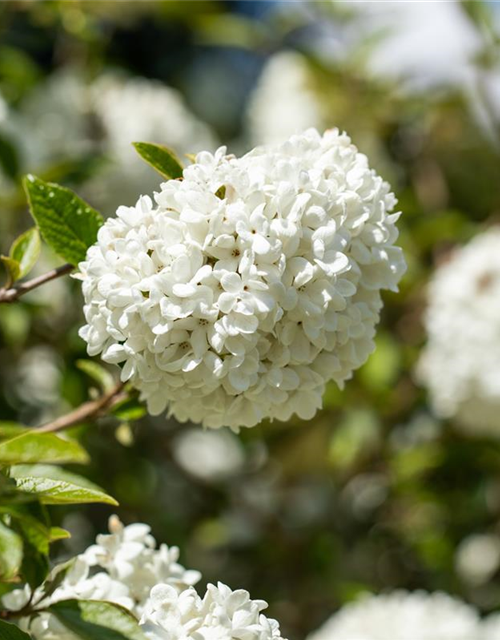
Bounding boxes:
[307,591,481,640]
[247,51,324,146]
[78,128,405,430]
[456,534,500,586]
[15,69,217,213]
[417,228,500,435]
[482,613,500,640]
[2,515,200,639]
[141,582,285,640]
[172,428,245,481]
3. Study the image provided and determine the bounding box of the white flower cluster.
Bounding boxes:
[247,51,324,146]
[79,128,406,430]
[417,228,500,435]
[307,591,481,640]
[3,515,200,639]
[141,582,283,640]
[14,69,217,213]
[3,517,285,640]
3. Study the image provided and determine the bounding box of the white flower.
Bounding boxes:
[306,591,480,640]
[2,515,200,639]
[417,228,500,436]
[247,51,324,146]
[140,582,285,640]
[482,613,500,640]
[78,128,406,430]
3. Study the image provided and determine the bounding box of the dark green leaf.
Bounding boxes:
[133,142,183,180]
[0,133,20,181]
[39,558,75,600]
[0,620,33,640]
[9,465,118,506]
[49,599,148,640]
[0,432,89,466]
[111,397,146,422]
[23,175,103,265]
[9,228,41,280]
[0,521,23,580]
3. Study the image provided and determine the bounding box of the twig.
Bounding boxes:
[0,263,74,304]
[37,382,127,434]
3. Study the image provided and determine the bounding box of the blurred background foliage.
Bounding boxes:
[1,1,500,638]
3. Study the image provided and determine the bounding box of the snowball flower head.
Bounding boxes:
[306,591,480,640]
[79,128,405,429]
[141,582,284,640]
[417,228,500,435]
[2,515,200,639]
[247,51,324,146]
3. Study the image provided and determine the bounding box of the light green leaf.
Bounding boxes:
[0,255,20,287]
[0,423,27,441]
[0,620,33,640]
[133,142,183,180]
[9,227,41,280]
[0,432,89,466]
[76,360,116,393]
[23,175,103,265]
[0,521,23,580]
[49,599,148,640]
[49,526,71,542]
[9,465,118,506]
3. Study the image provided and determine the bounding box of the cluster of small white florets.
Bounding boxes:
[306,591,481,640]
[3,517,285,640]
[417,228,500,436]
[2,516,200,639]
[141,582,283,640]
[78,128,406,430]
[247,51,324,146]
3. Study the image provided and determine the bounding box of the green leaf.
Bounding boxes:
[9,465,118,506]
[0,432,89,466]
[49,526,71,542]
[0,255,20,287]
[0,521,23,580]
[23,175,103,265]
[0,423,27,441]
[111,397,146,422]
[0,620,33,640]
[39,558,75,600]
[9,228,41,281]
[76,360,116,393]
[133,142,183,180]
[49,599,148,640]
[0,132,20,181]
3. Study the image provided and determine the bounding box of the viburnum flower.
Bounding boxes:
[2,516,200,639]
[306,591,480,640]
[417,228,500,435]
[78,128,406,430]
[140,582,284,640]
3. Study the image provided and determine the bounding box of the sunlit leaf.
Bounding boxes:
[133,142,183,180]
[0,431,89,466]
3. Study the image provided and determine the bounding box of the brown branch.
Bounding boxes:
[0,263,74,304]
[37,382,127,434]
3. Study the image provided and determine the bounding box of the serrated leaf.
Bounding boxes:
[76,360,116,393]
[49,599,148,640]
[0,620,33,640]
[0,521,23,580]
[1,255,20,286]
[9,227,41,281]
[0,431,89,466]
[9,465,118,506]
[133,142,183,180]
[0,423,27,441]
[23,175,103,265]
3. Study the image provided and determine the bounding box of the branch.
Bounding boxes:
[0,263,74,304]
[37,382,127,434]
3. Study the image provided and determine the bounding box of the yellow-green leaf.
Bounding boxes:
[0,432,89,466]
[9,227,41,280]
[133,142,183,180]
[0,521,23,580]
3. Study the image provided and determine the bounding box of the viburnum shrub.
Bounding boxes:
[0,129,405,639]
